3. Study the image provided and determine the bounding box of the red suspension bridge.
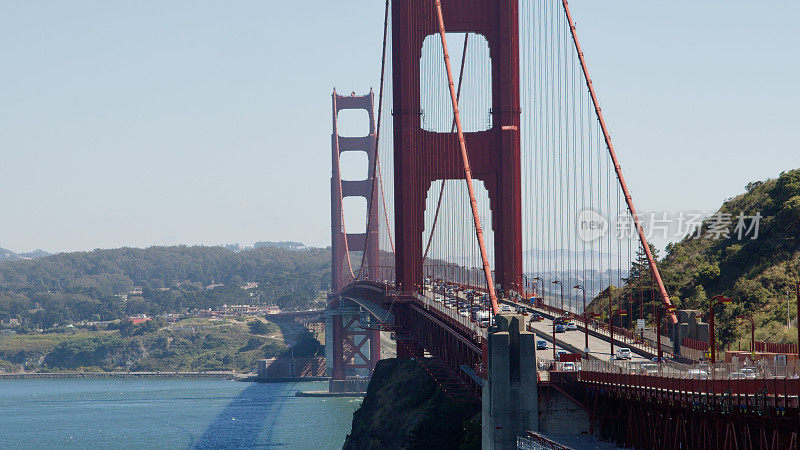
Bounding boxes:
[325,1,799,448]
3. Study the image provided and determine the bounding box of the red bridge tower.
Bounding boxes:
[391,0,522,295]
[328,90,381,380]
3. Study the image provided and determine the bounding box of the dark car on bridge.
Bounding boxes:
[536,340,548,350]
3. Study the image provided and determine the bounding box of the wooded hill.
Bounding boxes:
[0,245,331,328]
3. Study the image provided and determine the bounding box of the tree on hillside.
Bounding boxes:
[248,320,270,335]
[620,244,663,324]
[624,244,658,287]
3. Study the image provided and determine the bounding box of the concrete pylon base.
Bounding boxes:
[482,313,538,449]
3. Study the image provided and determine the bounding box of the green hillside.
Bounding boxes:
[658,169,800,348]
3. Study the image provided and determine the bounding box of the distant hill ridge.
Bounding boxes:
[0,248,51,263]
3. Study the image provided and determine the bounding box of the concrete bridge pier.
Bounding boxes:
[482,313,538,449]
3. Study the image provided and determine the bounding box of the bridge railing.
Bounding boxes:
[415,291,487,341]
[361,265,395,286]
[580,357,800,382]
[579,365,800,409]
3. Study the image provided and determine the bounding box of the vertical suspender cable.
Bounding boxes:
[423,33,470,262]
[358,0,390,279]
[370,0,395,259]
[561,0,676,324]
[432,0,498,316]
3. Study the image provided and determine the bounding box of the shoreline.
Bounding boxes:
[0,371,247,380]
[239,375,330,383]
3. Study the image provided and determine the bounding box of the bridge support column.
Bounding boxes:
[482,313,538,449]
[325,297,382,382]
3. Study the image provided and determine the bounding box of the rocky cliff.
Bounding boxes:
[343,358,480,450]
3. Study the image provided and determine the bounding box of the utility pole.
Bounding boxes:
[553,280,563,314]
[610,309,628,360]
[574,284,588,355]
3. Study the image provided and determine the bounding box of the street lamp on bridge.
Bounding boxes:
[610,309,628,360]
[552,280,563,313]
[574,284,588,354]
[708,295,733,364]
[532,277,543,307]
[521,274,532,301]
[583,312,602,358]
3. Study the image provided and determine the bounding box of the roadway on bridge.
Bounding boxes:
[419,285,650,366]
[525,313,650,364]
[499,299,651,364]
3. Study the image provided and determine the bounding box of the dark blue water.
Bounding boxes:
[0,379,360,449]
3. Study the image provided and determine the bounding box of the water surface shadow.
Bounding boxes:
[193,383,290,449]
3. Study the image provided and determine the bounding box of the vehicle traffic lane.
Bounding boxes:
[528,314,650,364]
[420,283,649,365]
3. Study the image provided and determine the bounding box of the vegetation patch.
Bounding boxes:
[587,169,800,348]
[0,245,330,328]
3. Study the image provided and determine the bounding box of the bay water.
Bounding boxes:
[0,379,360,449]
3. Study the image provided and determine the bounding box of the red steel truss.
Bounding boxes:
[584,379,799,449]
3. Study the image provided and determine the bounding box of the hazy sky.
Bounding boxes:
[1,1,797,253]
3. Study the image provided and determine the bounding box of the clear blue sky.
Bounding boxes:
[0,1,797,253]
